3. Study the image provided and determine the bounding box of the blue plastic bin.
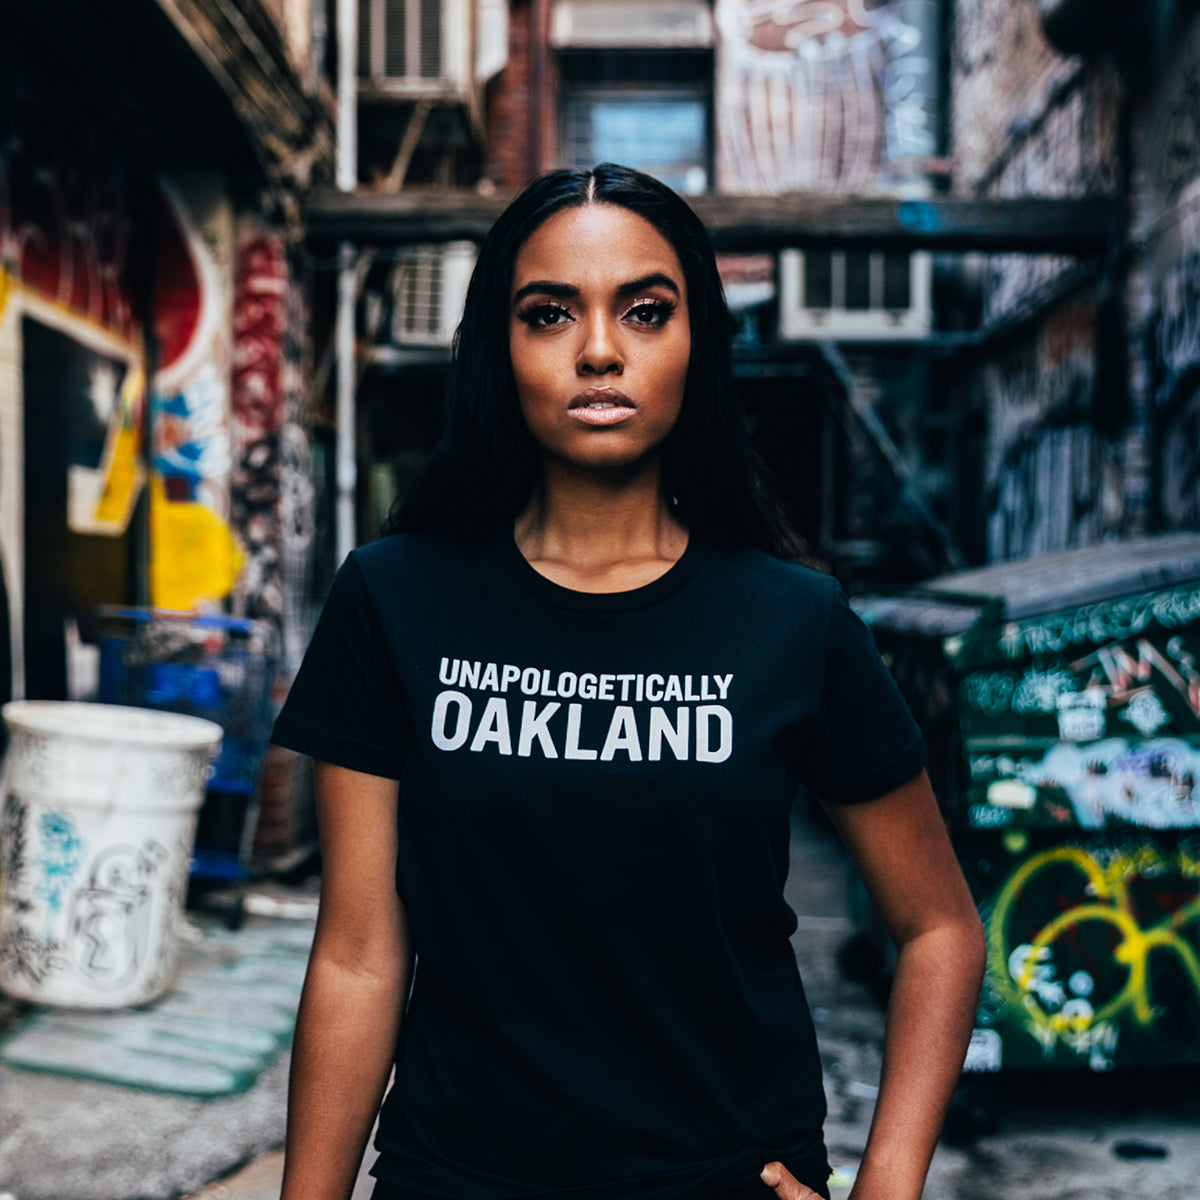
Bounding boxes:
[96,608,276,911]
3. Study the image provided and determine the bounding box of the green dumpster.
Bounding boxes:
[856,533,1200,1073]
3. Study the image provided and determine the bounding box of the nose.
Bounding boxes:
[576,313,623,376]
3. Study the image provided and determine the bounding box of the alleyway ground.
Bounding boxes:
[184,804,1200,1200]
[2,805,1198,1200]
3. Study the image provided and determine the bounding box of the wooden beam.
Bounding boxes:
[692,194,1114,254]
[305,188,1116,254]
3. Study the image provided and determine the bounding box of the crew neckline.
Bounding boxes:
[498,530,708,613]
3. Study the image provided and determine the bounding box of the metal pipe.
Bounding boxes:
[529,0,549,177]
[336,0,358,191]
[336,240,358,562]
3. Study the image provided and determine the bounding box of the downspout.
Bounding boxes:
[336,240,358,563]
[336,0,358,562]
[529,0,550,177]
[336,0,358,191]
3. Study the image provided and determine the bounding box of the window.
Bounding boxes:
[558,50,712,195]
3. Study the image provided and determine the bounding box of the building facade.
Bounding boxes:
[330,0,1200,588]
[950,0,1200,563]
[339,0,960,583]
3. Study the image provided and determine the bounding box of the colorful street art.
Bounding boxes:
[0,70,245,674]
[231,222,289,625]
[972,837,1200,1070]
[715,0,940,194]
[959,584,1200,831]
[968,739,1200,831]
[149,173,242,613]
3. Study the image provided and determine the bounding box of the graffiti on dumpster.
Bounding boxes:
[969,739,1200,830]
[964,636,1200,730]
[980,840,1200,1069]
[990,584,1200,661]
[962,619,1200,830]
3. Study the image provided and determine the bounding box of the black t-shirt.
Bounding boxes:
[272,532,926,1200]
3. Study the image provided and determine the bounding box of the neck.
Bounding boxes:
[514,455,688,591]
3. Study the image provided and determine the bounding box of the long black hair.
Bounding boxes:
[383,163,804,559]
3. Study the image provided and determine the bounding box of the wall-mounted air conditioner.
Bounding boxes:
[358,0,471,90]
[778,249,932,342]
[390,242,476,347]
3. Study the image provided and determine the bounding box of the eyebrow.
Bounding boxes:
[512,272,681,306]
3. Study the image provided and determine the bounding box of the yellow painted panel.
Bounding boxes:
[149,476,244,612]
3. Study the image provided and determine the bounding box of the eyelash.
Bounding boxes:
[515,298,677,329]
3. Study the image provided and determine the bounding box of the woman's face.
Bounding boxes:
[509,203,691,474]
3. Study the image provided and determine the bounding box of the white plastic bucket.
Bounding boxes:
[0,701,222,1008]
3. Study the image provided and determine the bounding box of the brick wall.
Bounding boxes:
[486,0,534,188]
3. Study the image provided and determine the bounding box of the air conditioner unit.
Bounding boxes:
[778,249,932,342]
[358,0,471,87]
[390,242,475,347]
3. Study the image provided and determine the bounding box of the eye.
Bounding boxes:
[517,302,574,328]
[622,298,676,327]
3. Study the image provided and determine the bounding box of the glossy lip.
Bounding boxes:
[566,387,638,427]
[568,386,636,411]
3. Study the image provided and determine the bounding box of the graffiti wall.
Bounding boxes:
[0,62,243,700]
[714,0,940,194]
[1145,13,1200,535]
[0,69,146,699]
[229,220,312,633]
[975,293,1124,563]
[150,171,242,613]
[965,832,1200,1071]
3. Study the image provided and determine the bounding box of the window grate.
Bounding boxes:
[359,0,442,81]
[779,250,931,342]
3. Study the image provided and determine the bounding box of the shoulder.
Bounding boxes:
[702,540,840,612]
[350,532,491,589]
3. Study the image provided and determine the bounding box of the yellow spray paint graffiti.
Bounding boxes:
[149,476,244,612]
[988,842,1200,1064]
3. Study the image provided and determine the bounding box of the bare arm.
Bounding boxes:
[280,761,414,1200]
[762,770,985,1200]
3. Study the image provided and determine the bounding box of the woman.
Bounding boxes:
[272,164,984,1200]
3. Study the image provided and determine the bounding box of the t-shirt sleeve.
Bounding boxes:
[801,581,927,805]
[270,551,407,779]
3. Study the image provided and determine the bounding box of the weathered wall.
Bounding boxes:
[715,0,941,194]
[950,0,1132,563]
[1137,7,1200,534]
[951,0,1078,194]
[953,0,1200,562]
